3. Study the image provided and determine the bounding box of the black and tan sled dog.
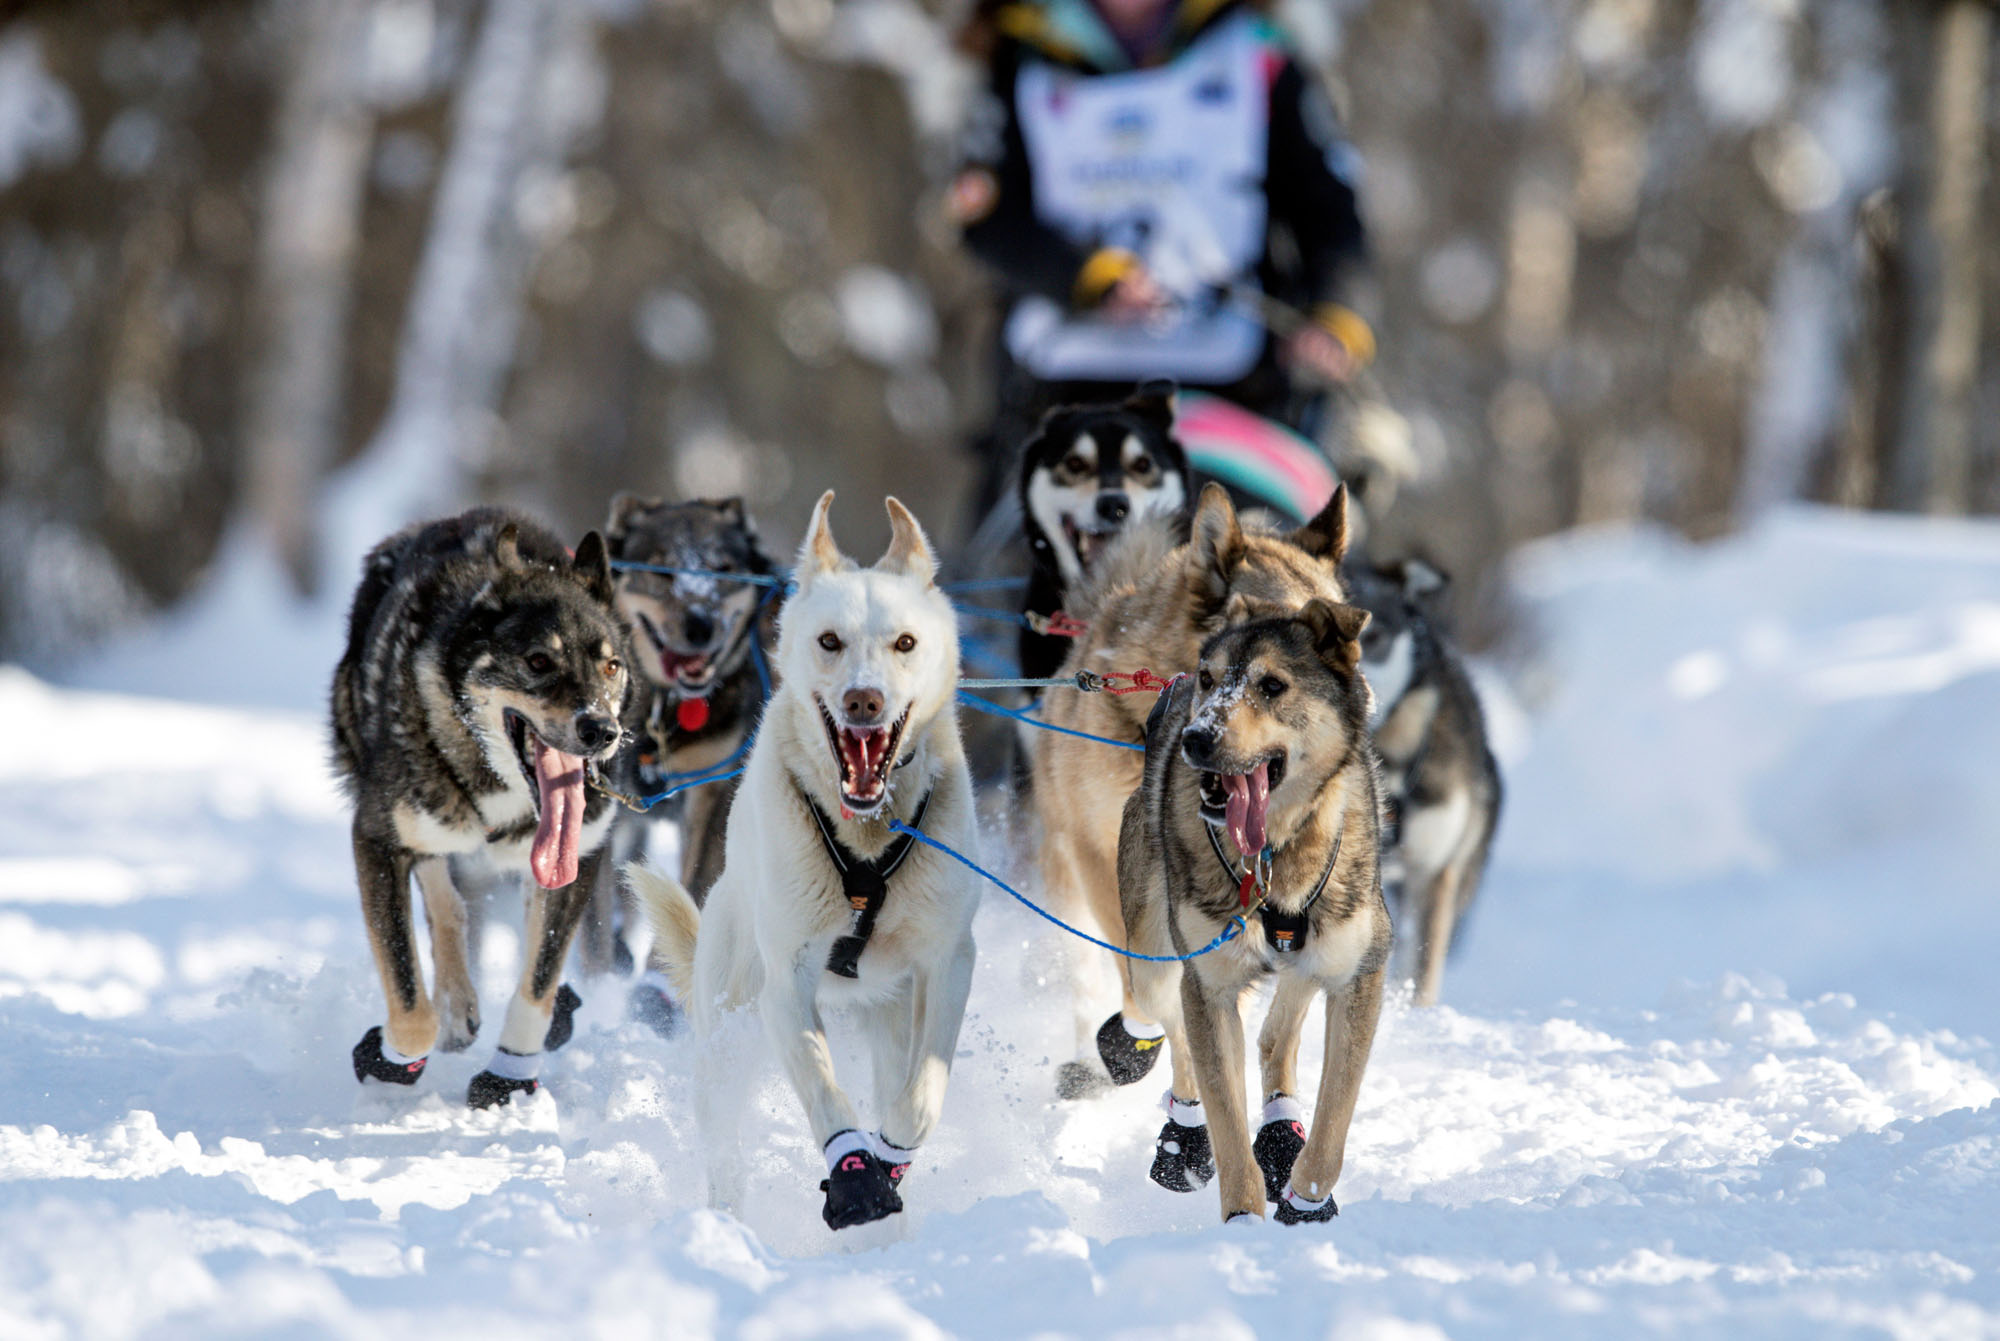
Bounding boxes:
[578,494,779,1031]
[331,508,633,1108]
[1119,599,1391,1223]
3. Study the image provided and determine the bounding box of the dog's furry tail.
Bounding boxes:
[624,861,699,1002]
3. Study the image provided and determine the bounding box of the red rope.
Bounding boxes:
[1027,610,1090,639]
[1095,668,1176,696]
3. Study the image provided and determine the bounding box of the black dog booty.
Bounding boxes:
[1096,1012,1166,1086]
[1253,1094,1307,1203]
[819,1131,904,1230]
[352,1026,426,1086]
[1149,1094,1214,1193]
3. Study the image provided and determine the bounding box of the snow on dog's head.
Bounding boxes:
[778,491,959,817]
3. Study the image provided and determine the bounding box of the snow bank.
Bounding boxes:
[3,505,1997,1336]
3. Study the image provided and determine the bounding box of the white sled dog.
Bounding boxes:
[630,492,980,1230]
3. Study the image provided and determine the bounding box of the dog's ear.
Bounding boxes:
[715,497,746,527]
[1124,379,1177,429]
[1288,482,1350,563]
[605,492,655,538]
[1395,556,1448,599]
[1298,597,1369,673]
[494,522,526,573]
[1185,483,1244,616]
[879,496,938,585]
[797,490,846,584]
[572,531,615,606]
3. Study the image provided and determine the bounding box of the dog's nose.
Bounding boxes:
[1096,492,1131,524]
[575,712,619,753]
[1181,725,1217,766]
[842,687,885,724]
[683,609,714,647]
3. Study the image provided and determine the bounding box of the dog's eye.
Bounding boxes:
[1130,455,1153,475]
[603,659,622,679]
[894,632,917,654]
[526,651,556,676]
[818,631,842,653]
[1197,668,1213,691]
[1063,453,1089,474]
[1260,676,1288,699]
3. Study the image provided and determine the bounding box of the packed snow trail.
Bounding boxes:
[4,505,1998,1337]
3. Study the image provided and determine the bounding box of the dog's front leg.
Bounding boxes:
[881,933,975,1156]
[1181,966,1260,1221]
[354,825,434,1062]
[415,857,479,1052]
[1284,965,1386,1217]
[467,847,603,1108]
[760,957,863,1148]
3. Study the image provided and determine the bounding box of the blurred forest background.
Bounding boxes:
[1,0,1996,666]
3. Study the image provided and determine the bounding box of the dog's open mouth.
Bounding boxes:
[635,613,718,691]
[504,709,588,891]
[816,697,909,815]
[1061,516,1116,570]
[1198,754,1286,857]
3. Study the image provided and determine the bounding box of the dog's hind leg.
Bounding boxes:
[354,826,436,1065]
[1280,965,1385,1222]
[467,847,603,1108]
[1181,968,1260,1221]
[416,857,479,1052]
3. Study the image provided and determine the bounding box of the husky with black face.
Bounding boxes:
[630,492,980,1233]
[1118,599,1392,1224]
[579,495,779,1020]
[1017,381,1191,681]
[330,508,633,1109]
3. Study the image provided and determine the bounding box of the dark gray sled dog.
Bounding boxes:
[331,507,634,1108]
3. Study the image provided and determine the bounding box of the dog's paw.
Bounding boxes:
[628,981,684,1040]
[466,1070,539,1110]
[1272,1184,1338,1225]
[1055,1060,1109,1101]
[352,1027,426,1085]
[542,984,583,1052]
[1149,1116,1214,1192]
[819,1150,904,1230]
[434,999,480,1054]
[1095,1013,1165,1086]
[1254,1107,1307,1204]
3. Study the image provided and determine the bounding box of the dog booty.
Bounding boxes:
[352,1026,426,1086]
[628,973,684,1040]
[1273,1183,1338,1225]
[874,1134,916,1189]
[1149,1095,1214,1193]
[1095,1012,1166,1086]
[818,1131,903,1230]
[542,984,583,1052]
[467,1048,542,1109]
[1254,1095,1307,1203]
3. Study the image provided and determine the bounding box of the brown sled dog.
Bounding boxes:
[1119,601,1391,1222]
[1030,482,1353,1098]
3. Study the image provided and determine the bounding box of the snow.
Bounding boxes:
[10,505,2000,1336]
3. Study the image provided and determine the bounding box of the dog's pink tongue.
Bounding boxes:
[530,739,587,889]
[1225,761,1270,858]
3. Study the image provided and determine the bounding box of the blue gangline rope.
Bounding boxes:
[888,819,1248,963]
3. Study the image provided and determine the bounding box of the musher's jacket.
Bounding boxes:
[957,0,1370,391]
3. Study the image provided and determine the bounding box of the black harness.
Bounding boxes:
[803,788,933,979]
[1206,822,1341,955]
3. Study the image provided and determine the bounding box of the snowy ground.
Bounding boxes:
[4,504,1998,1339]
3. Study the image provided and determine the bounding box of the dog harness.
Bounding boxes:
[803,789,934,979]
[1206,822,1341,954]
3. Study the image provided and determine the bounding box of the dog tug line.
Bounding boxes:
[595,557,1307,968]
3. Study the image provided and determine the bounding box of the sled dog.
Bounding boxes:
[631,492,980,1231]
[578,494,780,1029]
[331,508,633,1108]
[1119,600,1391,1222]
[1033,482,1353,1098]
[1345,559,1501,1005]
[1017,381,1191,683]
